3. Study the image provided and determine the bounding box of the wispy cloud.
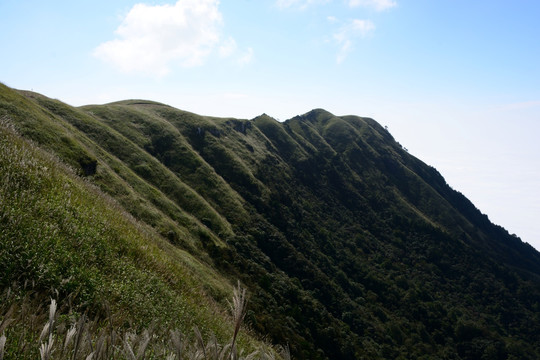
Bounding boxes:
[276,0,330,10]
[348,0,397,11]
[278,0,396,11]
[94,0,250,76]
[327,15,338,23]
[219,37,238,58]
[276,0,394,63]
[333,19,375,63]
[219,38,254,66]
[238,48,254,66]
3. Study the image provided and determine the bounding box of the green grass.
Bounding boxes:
[0,113,279,359]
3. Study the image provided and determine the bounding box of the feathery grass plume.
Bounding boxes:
[49,299,57,324]
[278,344,291,360]
[0,333,6,360]
[63,323,77,352]
[105,302,117,359]
[39,338,54,360]
[123,330,151,360]
[207,332,231,360]
[0,305,15,334]
[39,298,57,344]
[93,332,107,360]
[136,329,151,360]
[72,314,87,360]
[243,349,261,360]
[193,326,208,360]
[169,329,185,360]
[228,281,248,360]
[123,334,137,360]
[0,306,13,360]
[39,321,51,344]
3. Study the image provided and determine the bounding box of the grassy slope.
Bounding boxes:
[0,84,271,358]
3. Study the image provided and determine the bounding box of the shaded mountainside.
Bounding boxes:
[1,83,540,359]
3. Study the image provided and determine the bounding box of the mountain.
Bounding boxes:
[1,83,540,359]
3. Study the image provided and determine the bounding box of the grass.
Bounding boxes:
[0,108,282,359]
[0,286,288,359]
[0,84,234,255]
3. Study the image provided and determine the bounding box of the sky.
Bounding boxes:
[1,0,539,250]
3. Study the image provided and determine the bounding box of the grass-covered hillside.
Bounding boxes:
[2,82,540,359]
[0,84,282,359]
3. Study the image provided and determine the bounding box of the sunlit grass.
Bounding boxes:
[0,115,282,359]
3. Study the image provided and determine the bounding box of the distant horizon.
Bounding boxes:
[1,0,539,250]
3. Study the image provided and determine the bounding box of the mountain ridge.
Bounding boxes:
[2,83,540,359]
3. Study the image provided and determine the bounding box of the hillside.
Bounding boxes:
[1,83,540,359]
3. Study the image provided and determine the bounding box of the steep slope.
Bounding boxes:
[2,83,540,359]
[0,85,275,358]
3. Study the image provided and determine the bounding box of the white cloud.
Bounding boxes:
[94,0,249,76]
[219,37,238,58]
[333,19,375,63]
[348,0,397,11]
[276,0,329,10]
[238,48,254,66]
[278,0,395,11]
[218,38,252,66]
[327,15,338,23]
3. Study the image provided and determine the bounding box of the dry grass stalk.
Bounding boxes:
[0,333,6,360]
[0,305,15,334]
[71,314,87,360]
[228,281,248,360]
[170,328,185,359]
[39,338,54,360]
[0,284,287,360]
[63,324,77,353]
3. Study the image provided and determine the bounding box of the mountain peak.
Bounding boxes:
[299,108,335,122]
[251,113,278,122]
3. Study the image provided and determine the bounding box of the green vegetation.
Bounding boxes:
[0,285,286,359]
[0,87,280,359]
[1,82,540,359]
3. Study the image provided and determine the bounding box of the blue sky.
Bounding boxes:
[1,0,540,250]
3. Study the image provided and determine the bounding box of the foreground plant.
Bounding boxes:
[0,284,288,360]
[228,281,248,360]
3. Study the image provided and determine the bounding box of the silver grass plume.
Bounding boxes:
[0,305,15,334]
[39,338,54,360]
[48,299,57,325]
[39,299,57,344]
[0,333,6,360]
[64,324,77,351]
[278,344,291,360]
[170,329,185,359]
[136,330,151,360]
[228,281,248,360]
[193,326,207,360]
[123,333,137,360]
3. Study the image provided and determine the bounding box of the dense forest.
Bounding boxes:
[1,83,540,359]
